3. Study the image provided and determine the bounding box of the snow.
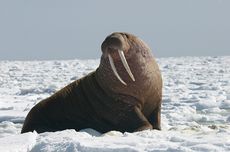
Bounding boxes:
[0,56,230,151]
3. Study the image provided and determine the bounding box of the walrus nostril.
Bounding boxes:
[108,47,118,52]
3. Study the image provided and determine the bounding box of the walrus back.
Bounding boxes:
[21,72,98,133]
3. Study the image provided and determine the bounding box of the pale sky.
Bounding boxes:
[0,0,229,60]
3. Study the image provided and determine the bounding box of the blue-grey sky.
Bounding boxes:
[0,0,229,60]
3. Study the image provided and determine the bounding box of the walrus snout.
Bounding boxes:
[101,33,135,86]
[101,33,130,55]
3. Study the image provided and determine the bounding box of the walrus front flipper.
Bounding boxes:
[148,105,161,130]
[134,108,153,132]
[127,106,153,132]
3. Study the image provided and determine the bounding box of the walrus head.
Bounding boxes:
[96,32,156,99]
[101,32,135,85]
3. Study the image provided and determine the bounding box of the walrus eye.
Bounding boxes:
[108,54,127,86]
[118,50,135,82]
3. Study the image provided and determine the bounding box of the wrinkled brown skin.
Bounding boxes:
[21,32,162,134]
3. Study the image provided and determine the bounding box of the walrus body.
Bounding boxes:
[21,32,162,134]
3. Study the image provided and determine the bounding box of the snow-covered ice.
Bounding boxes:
[0,56,230,151]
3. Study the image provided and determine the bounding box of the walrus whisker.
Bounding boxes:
[108,54,127,85]
[118,50,135,82]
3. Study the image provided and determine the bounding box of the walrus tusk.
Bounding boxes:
[118,50,135,82]
[108,54,127,85]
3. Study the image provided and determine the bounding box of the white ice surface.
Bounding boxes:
[0,56,230,151]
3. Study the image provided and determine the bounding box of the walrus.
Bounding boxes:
[21,32,163,134]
